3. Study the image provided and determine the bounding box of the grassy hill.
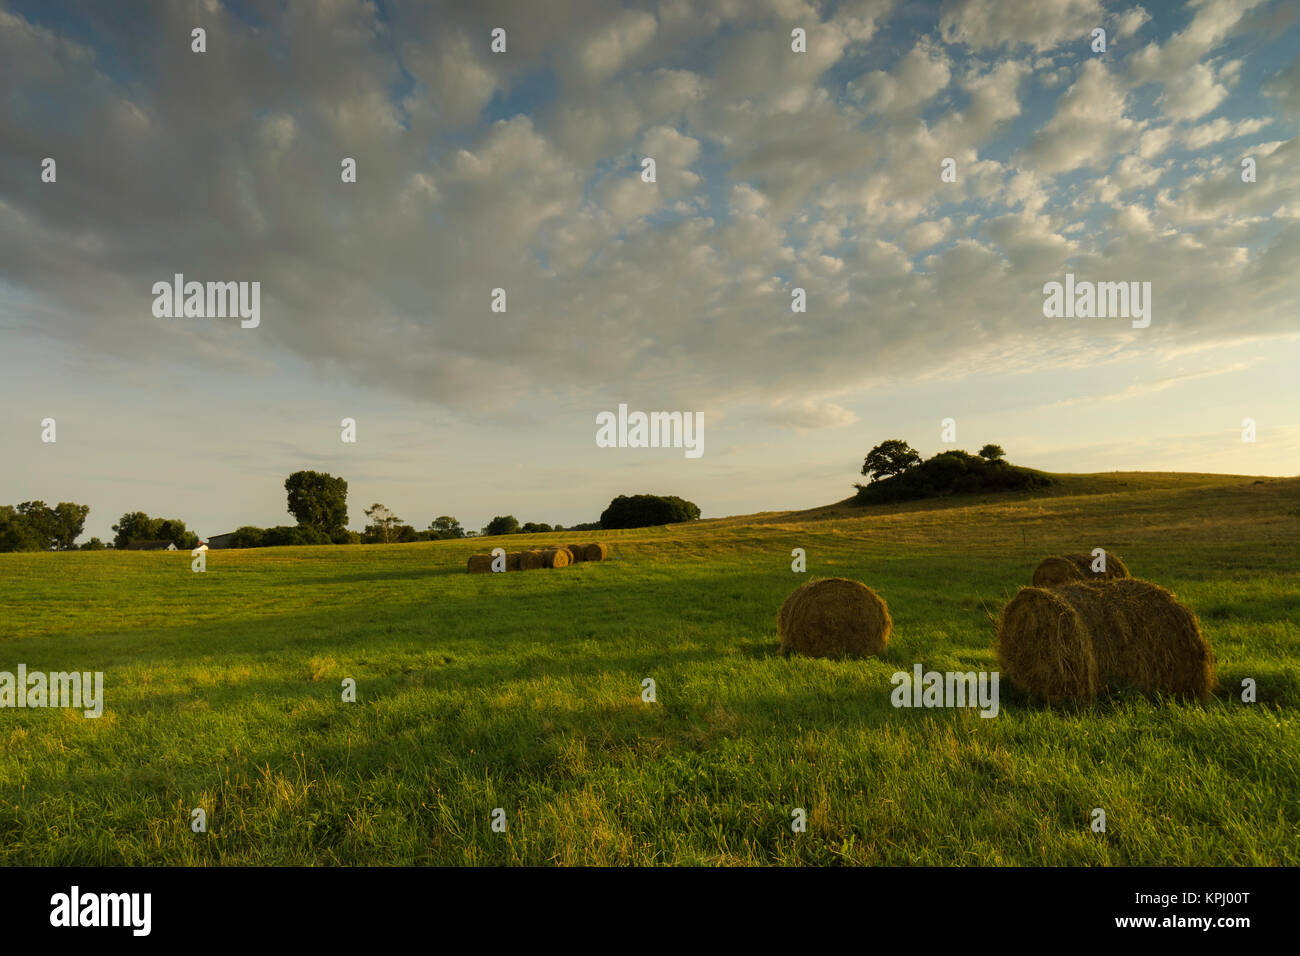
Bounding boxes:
[0,472,1297,864]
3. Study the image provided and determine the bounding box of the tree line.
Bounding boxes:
[0,469,703,552]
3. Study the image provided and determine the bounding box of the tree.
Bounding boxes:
[520,522,553,534]
[978,444,1006,461]
[52,502,90,550]
[0,505,45,552]
[230,526,266,548]
[428,516,465,539]
[111,511,155,549]
[111,511,197,549]
[861,440,922,482]
[80,537,105,550]
[17,501,60,549]
[285,471,349,533]
[155,519,199,550]
[600,494,701,529]
[482,515,519,537]
[364,503,402,544]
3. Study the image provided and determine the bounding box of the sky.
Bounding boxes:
[1,0,1297,542]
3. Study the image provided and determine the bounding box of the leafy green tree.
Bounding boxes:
[155,519,199,550]
[111,511,155,549]
[52,502,90,550]
[482,515,519,537]
[979,444,1007,461]
[285,471,349,533]
[0,505,45,552]
[80,537,106,550]
[364,503,402,544]
[428,516,465,539]
[230,526,266,548]
[17,501,60,549]
[111,511,197,549]
[861,440,922,482]
[520,522,553,534]
[600,494,701,529]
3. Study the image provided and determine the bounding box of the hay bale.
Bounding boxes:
[466,553,495,574]
[777,579,815,652]
[996,579,1214,702]
[581,542,608,562]
[1031,551,1131,587]
[565,544,585,563]
[538,547,571,568]
[776,577,892,659]
[519,550,545,570]
[505,551,524,571]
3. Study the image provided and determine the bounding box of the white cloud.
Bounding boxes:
[764,398,860,431]
[1021,60,1142,174]
[938,0,1102,52]
[1156,62,1228,121]
[1182,116,1271,149]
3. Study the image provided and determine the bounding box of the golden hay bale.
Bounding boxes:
[466,553,495,574]
[505,551,524,572]
[996,579,1215,702]
[776,577,892,659]
[581,542,608,562]
[519,550,545,570]
[1031,551,1131,586]
[565,544,585,563]
[777,579,815,648]
[538,547,571,569]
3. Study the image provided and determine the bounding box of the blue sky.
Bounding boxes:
[1,0,1297,541]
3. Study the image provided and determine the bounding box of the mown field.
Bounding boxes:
[0,472,1297,865]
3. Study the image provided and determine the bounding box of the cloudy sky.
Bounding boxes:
[2,0,1297,540]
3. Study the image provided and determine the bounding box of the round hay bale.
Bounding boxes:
[996,579,1214,702]
[1031,551,1131,586]
[519,550,545,570]
[776,577,891,659]
[538,547,571,568]
[505,551,524,572]
[777,579,817,654]
[1108,578,1215,698]
[995,586,1106,702]
[466,553,494,574]
[582,542,608,562]
[565,544,585,563]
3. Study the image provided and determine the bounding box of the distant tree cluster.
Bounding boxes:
[0,467,667,554]
[0,501,91,551]
[599,494,701,529]
[111,511,199,550]
[854,441,1050,504]
[478,515,566,537]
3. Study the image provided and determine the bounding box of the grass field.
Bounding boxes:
[1,472,1297,865]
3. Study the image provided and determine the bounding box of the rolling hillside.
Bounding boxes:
[0,472,1296,865]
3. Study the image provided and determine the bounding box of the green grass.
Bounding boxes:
[1,472,1297,865]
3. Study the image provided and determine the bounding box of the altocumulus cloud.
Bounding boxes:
[0,0,1298,423]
